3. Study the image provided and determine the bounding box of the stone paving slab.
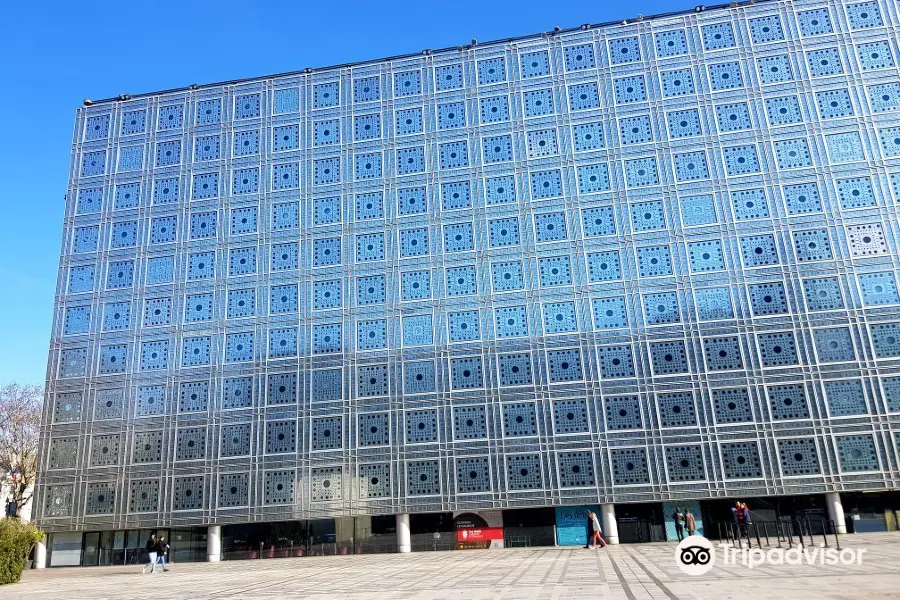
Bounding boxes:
[12,533,900,599]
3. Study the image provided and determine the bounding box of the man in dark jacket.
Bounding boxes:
[155,536,170,572]
[673,508,685,541]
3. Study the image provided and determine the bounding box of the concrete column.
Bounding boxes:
[33,539,47,569]
[601,504,620,545]
[825,492,847,534]
[396,513,411,553]
[207,525,222,562]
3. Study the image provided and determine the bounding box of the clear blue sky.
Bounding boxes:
[0,0,687,386]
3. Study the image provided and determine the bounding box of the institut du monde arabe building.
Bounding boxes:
[32,0,900,567]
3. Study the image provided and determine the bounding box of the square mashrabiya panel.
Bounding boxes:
[357,364,388,397]
[797,8,833,37]
[782,182,822,215]
[817,89,853,119]
[310,467,343,502]
[405,408,438,443]
[757,331,799,367]
[552,399,589,434]
[859,271,900,306]
[85,482,116,515]
[664,445,706,482]
[687,240,725,273]
[129,479,160,513]
[407,460,441,496]
[265,419,297,454]
[218,473,250,508]
[649,341,690,375]
[456,457,491,493]
[703,336,744,371]
[824,379,868,417]
[597,345,635,379]
[547,349,583,383]
[846,223,888,257]
[716,102,752,132]
[673,151,709,181]
[222,377,253,410]
[835,435,880,472]
[220,423,252,457]
[636,245,673,277]
[748,281,788,316]
[358,412,390,447]
[767,384,810,420]
[451,356,484,390]
[172,476,205,511]
[656,29,688,57]
[313,82,339,108]
[777,438,821,476]
[264,470,295,505]
[358,463,391,499]
[453,405,487,440]
[316,119,342,146]
[702,22,736,50]
[611,448,650,485]
[498,353,533,387]
[568,82,600,111]
[657,392,697,427]
[521,50,550,78]
[813,327,855,363]
[557,451,595,488]
[643,292,679,326]
[604,395,642,431]
[543,300,578,334]
[720,442,763,479]
[506,454,543,490]
[740,234,779,268]
[712,388,753,424]
[502,402,537,436]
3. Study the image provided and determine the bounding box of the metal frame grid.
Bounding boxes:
[36,0,900,532]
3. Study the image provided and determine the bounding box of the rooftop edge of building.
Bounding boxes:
[82,0,773,107]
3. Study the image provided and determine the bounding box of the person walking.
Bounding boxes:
[741,502,752,536]
[588,511,608,549]
[673,507,685,541]
[141,534,157,574]
[685,509,696,537]
[584,510,594,548]
[155,536,170,572]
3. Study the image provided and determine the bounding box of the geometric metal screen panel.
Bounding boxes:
[36,0,900,531]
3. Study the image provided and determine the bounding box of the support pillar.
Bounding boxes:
[207,525,222,562]
[396,513,411,553]
[825,492,847,534]
[34,540,47,569]
[601,504,619,545]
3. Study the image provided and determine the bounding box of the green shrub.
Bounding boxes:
[0,519,43,585]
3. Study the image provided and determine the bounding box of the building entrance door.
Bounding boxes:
[82,533,100,566]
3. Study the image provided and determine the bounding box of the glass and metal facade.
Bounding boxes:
[36,0,900,535]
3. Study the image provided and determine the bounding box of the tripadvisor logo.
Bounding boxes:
[675,535,867,574]
[675,536,715,575]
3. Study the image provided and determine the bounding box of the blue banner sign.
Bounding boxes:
[555,505,600,546]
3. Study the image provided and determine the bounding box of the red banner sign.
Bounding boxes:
[456,527,504,542]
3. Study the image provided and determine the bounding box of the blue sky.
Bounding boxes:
[0,0,687,385]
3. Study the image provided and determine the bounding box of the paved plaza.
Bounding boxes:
[13,533,900,599]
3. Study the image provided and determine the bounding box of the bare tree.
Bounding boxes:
[0,383,44,515]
